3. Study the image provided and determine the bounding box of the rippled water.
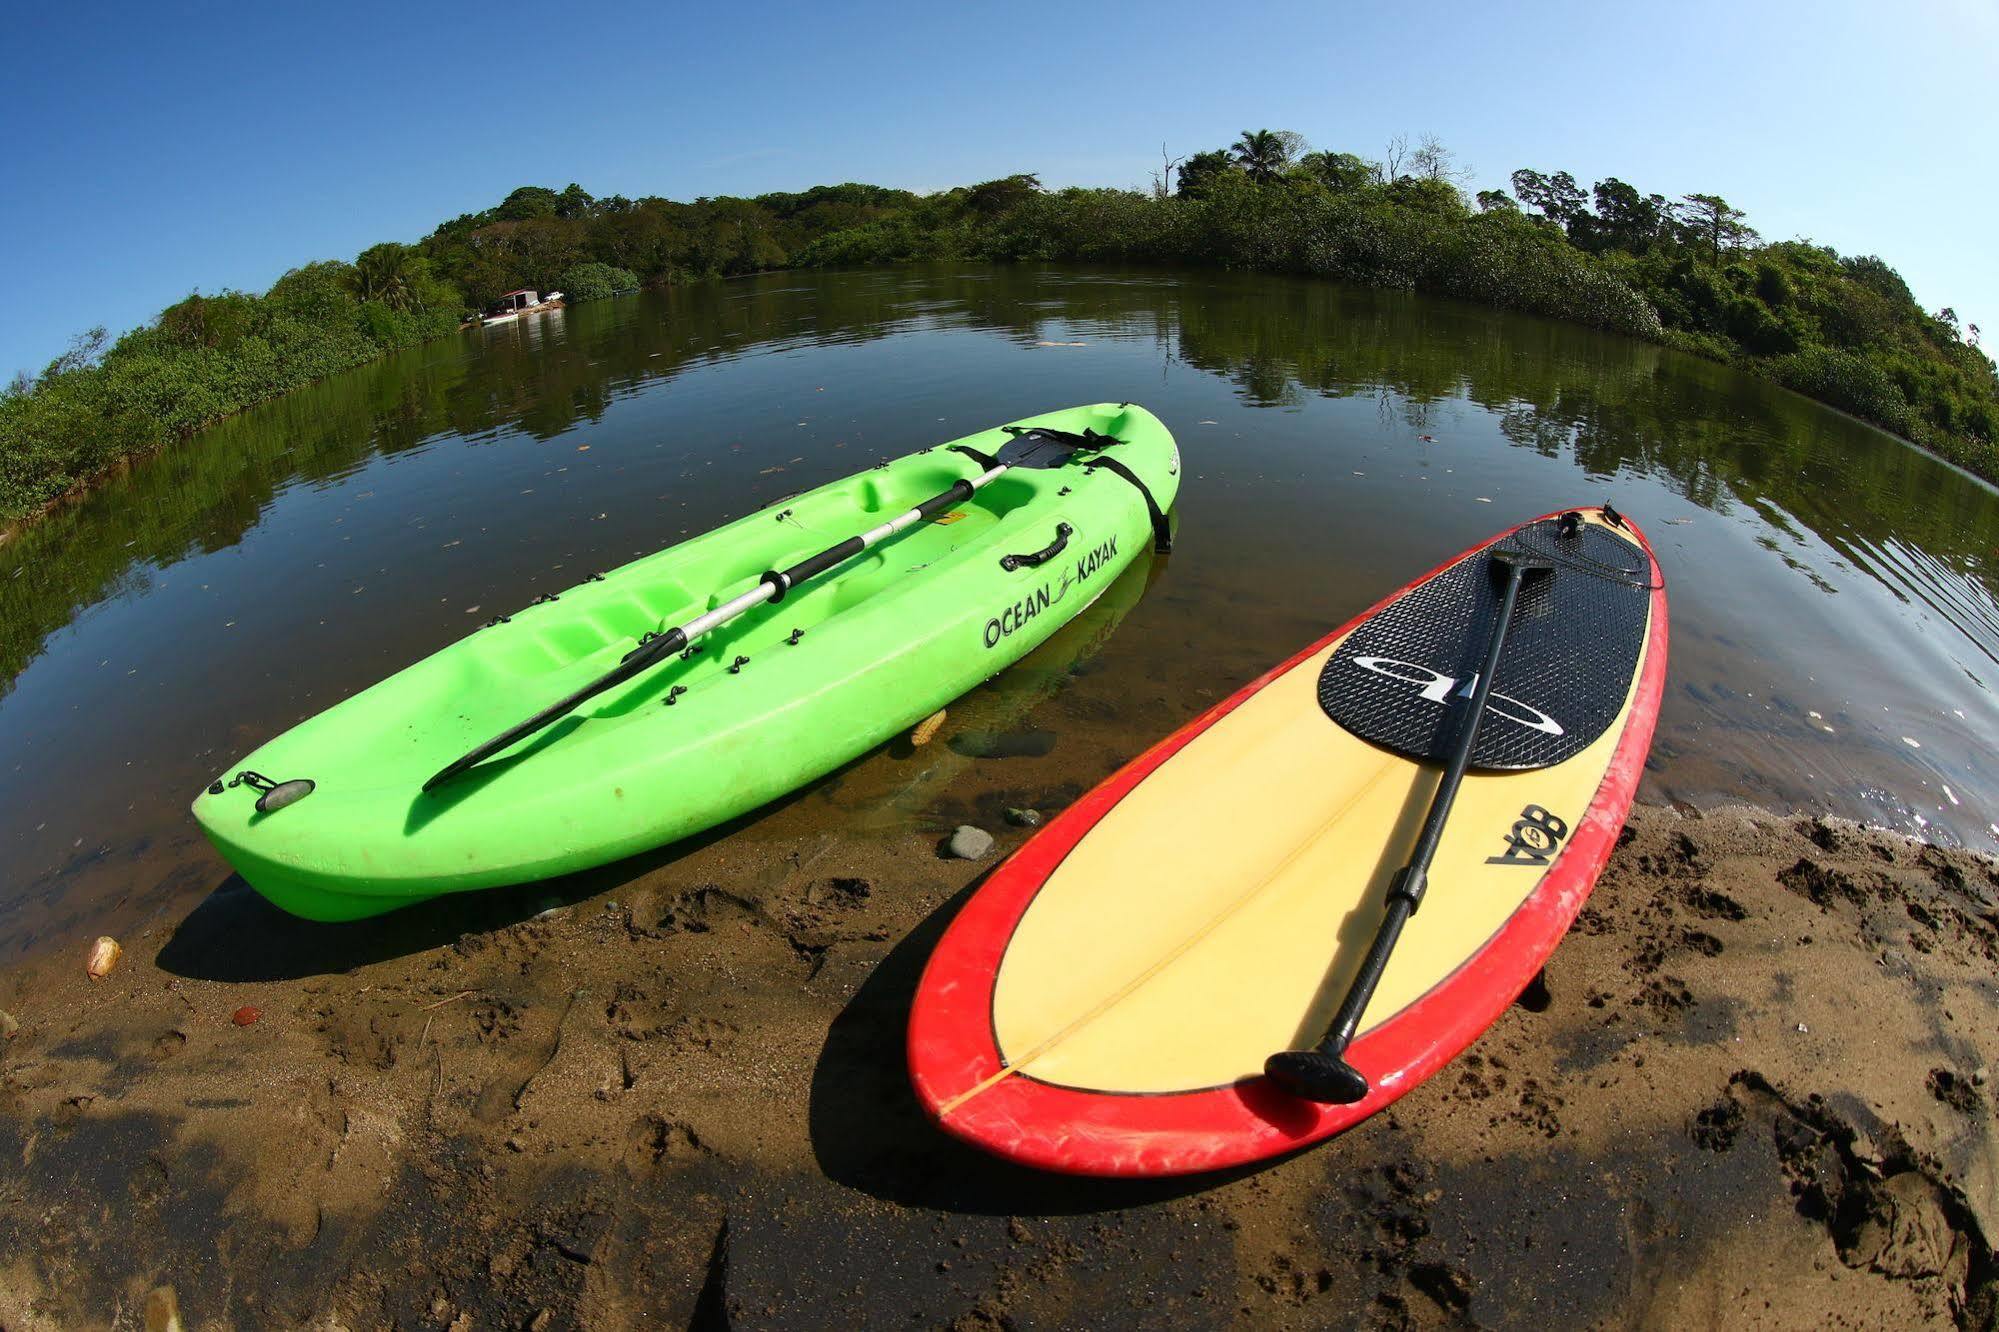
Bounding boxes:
[4,265,1996,957]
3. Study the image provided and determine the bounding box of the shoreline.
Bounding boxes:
[3,800,1994,1328]
[4,256,1993,544]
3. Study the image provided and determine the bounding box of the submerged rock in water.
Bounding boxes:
[947,825,995,860]
[948,730,1056,759]
[1005,807,1042,828]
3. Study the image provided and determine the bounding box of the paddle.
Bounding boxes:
[422,428,1103,792]
[1264,543,1556,1104]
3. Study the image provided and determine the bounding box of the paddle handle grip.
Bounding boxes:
[761,478,978,601]
[764,536,865,601]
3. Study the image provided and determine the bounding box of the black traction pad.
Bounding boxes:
[1318,518,1653,770]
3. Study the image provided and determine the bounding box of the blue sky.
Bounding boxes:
[7,0,1995,377]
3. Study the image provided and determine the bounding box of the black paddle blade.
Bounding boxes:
[1263,1048,1371,1104]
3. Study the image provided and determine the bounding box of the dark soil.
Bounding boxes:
[2,804,1996,1329]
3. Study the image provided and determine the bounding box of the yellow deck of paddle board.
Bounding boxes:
[990,512,1650,1095]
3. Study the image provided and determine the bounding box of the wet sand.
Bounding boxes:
[2,794,1996,1330]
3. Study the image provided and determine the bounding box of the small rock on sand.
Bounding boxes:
[143,1285,183,1332]
[86,936,122,981]
[947,826,995,860]
[1005,808,1042,827]
[0,1009,17,1040]
[232,1006,261,1027]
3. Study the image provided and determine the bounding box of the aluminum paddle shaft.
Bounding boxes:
[1264,545,1553,1103]
[422,462,1006,792]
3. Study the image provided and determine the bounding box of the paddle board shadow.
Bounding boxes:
[807,869,1272,1215]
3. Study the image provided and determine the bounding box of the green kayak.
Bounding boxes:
[192,403,1180,920]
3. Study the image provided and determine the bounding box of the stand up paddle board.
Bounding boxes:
[909,507,1666,1176]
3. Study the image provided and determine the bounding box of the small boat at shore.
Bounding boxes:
[479,289,565,326]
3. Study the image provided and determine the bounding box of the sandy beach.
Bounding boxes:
[2,791,1994,1330]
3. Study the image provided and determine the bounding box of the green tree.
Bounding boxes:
[558,262,639,302]
[1300,151,1374,192]
[963,174,1042,216]
[1842,255,1913,305]
[496,186,560,221]
[1230,129,1292,184]
[352,243,422,310]
[1176,150,1235,198]
[1475,188,1519,212]
[554,183,595,219]
[1510,169,1586,230]
[1571,178,1668,254]
[1674,194,1758,264]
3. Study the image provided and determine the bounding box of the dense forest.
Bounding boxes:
[3,131,1994,523]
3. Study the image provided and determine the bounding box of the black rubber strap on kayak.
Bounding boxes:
[949,444,1002,471]
[1085,457,1174,553]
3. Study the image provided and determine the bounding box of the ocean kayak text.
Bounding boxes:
[982,534,1120,648]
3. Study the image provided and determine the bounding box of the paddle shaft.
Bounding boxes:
[1310,556,1535,1058]
[423,461,1007,791]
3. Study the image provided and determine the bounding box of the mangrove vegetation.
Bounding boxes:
[4,132,1993,525]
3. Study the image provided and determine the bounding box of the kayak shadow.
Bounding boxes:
[806,872,1270,1216]
[155,772,846,985]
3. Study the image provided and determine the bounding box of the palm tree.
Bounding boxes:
[352,243,419,311]
[1230,130,1289,184]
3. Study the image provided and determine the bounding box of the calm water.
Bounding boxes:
[4,266,1997,957]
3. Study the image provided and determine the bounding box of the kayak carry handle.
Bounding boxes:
[1000,523,1074,572]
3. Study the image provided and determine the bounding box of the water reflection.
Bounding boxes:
[2,265,1995,958]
